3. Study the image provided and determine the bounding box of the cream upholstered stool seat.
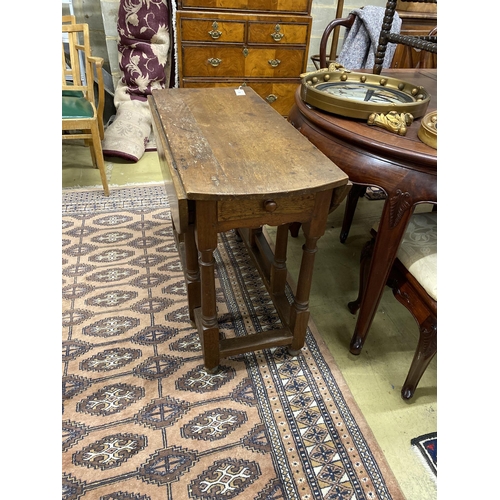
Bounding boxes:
[396,212,437,301]
[348,211,437,400]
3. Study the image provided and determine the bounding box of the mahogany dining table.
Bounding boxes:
[288,68,437,355]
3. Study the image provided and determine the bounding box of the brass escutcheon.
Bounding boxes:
[208,58,222,67]
[208,21,222,39]
[270,24,284,41]
[242,47,249,57]
[268,59,281,68]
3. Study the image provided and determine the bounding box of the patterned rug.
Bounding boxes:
[411,433,437,478]
[62,186,405,500]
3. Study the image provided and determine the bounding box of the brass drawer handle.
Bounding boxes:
[266,94,278,103]
[270,24,284,42]
[268,59,281,68]
[209,21,222,39]
[208,58,222,67]
[264,200,277,212]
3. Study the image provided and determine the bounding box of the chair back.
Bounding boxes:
[317,14,356,69]
[62,22,95,106]
[374,0,437,74]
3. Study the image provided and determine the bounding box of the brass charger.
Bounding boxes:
[300,63,431,121]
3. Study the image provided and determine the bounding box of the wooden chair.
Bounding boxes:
[62,16,110,196]
[374,0,437,74]
[317,13,357,70]
[348,211,437,400]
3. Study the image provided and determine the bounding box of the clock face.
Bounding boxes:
[300,69,431,120]
[315,82,414,104]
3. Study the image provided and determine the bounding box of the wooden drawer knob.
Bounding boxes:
[264,200,277,212]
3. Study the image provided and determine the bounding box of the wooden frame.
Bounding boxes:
[348,229,437,400]
[62,17,109,196]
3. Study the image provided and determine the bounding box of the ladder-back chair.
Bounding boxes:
[374,0,437,74]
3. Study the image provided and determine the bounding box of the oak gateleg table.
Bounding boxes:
[149,87,349,372]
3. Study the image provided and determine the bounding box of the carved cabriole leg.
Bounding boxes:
[195,200,220,373]
[401,317,437,400]
[349,189,414,354]
[289,189,332,354]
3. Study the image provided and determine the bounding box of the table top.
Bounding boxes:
[291,69,437,171]
[149,87,348,201]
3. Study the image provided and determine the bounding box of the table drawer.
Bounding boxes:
[247,21,309,44]
[179,18,245,43]
[179,0,311,14]
[182,46,305,78]
[217,193,317,226]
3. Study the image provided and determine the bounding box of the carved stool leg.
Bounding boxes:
[401,316,437,400]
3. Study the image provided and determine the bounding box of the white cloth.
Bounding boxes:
[337,5,402,70]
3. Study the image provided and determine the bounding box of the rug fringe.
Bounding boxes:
[411,444,437,484]
[62,181,165,192]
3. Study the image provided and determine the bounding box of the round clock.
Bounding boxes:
[300,65,431,120]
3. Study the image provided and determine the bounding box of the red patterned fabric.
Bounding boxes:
[117,0,171,101]
[102,0,175,162]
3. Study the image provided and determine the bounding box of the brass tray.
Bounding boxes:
[300,64,431,120]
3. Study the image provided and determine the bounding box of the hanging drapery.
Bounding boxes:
[102,0,177,162]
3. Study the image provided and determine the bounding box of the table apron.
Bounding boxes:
[289,108,437,175]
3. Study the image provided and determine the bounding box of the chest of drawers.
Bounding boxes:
[176,0,313,116]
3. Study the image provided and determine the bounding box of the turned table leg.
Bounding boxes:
[289,189,332,354]
[270,224,289,295]
[195,201,220,373]
[183,223,201,323]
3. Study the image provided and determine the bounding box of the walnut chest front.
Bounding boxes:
[176,0,313,116]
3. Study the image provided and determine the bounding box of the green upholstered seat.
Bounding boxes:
[62,89,84,97]
[62,95,94,119]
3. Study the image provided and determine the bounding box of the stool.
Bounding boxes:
[349,211,437,399]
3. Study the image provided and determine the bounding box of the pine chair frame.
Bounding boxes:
[62,17,109,195]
